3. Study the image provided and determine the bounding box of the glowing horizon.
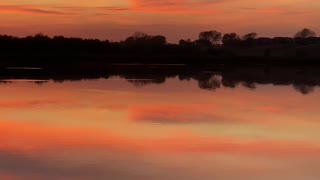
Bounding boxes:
[0,0,319,42]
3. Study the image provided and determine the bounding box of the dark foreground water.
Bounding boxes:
[1,67,320,180]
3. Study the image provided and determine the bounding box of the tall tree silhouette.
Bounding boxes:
[199,30,222,45]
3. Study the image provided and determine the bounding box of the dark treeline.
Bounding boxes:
[1,28,320,64]
[1,64,319,95]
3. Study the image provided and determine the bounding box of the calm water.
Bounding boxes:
[1,73,320,180]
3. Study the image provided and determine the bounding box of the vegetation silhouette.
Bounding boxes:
[0,64,319,95]
[222,33,241,47]
[242,32,258,40]
[1,28,320,66]
[199,31,222,45]
[294,28,316,39]
[0,28,320,94]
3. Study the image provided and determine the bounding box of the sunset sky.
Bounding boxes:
[1,0,320,42]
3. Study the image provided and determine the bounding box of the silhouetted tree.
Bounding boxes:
[179,39,194,53]
[125,32,151,44]
[179,39,192,46]
[222,78,239,88]
[242,32,258,40]
[294,28,316,39]
[241,32,258,47]
[242,82,256,89]
[293,84,315,94]
[193,39,212,47]
[222,33,240,46]
[133,32,150,40]
[198,75,221,90]
[199,30,222,45]
[128,77,166,87]
[1,30,320,61]
[32,33,50,40]
[150,35,167,46]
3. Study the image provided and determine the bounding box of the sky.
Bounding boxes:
[0,0,320,42]
[1,78,320,179]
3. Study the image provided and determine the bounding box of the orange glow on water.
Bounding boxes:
[0,78,320,179]
[1,120,320,156]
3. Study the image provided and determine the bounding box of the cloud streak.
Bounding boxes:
[0,1,314,17]
[127,0,220,14]
[0,5,74,15]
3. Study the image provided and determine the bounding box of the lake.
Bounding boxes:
[0,65,320,180]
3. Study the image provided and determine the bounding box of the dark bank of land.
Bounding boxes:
[1,29,320,94]
[1,28,320,67]
[1,63,320,95]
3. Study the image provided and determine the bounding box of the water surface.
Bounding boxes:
[1,73,320,180]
